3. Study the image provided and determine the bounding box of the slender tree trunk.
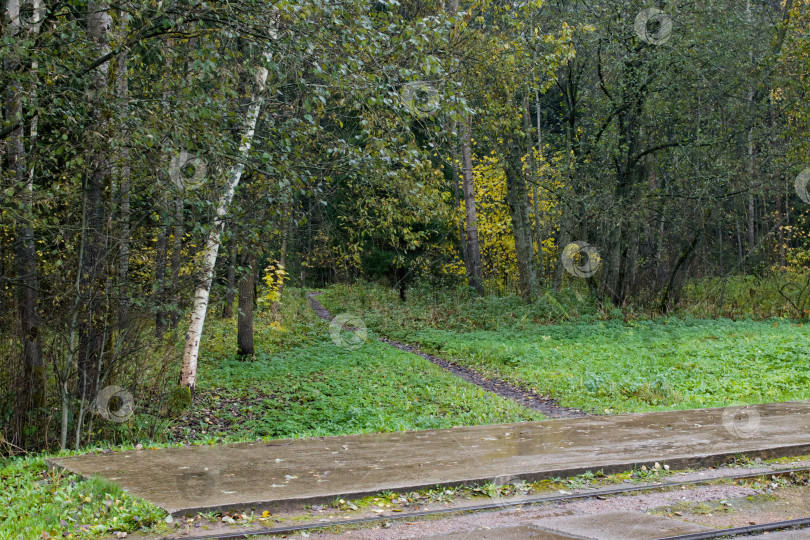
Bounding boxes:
[237,253,258,357]
[168,196,184,328]
[223,232,237,318]
[450,121,470,275]
[116,40,131,324]
[78,0,112,403]
[523,94,543,284]
[504,138,536,301]
[154,208,168,338]
[179,60,270,393]
[533,88,545,284]
[460,117,484,295]
[660,208,713,313]
[746,0,757,260]
[6,38,45,414]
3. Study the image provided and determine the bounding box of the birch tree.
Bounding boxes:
[178,59,270,393]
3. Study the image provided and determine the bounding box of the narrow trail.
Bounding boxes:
[306,292,588,419]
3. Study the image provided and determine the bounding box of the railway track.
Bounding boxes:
[172,466,810,539]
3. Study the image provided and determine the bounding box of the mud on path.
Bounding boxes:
[306,292,588,419]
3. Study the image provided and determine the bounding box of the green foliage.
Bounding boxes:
[166,386,192,416]
[0,456,166,539]
[320,283,810,413]
[181,317,542,442]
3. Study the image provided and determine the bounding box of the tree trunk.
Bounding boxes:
[450,120,470,275]
[533,88,545,284]
[116,42,131,325]
[168,195,184,328]
[237,253,258,357]
[78,0,112,404]
[6,25,45,413]
[460,117,484,295]
[154,209,168,338]
[504,138,536,301]
[523,94,543,284]
[223,232,237,318]
[179,60,270,393]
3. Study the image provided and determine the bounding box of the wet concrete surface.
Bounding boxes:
[49,401,810,517]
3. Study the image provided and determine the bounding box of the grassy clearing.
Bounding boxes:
[0,456,166,539]
[175,287,542,442]
[321,283,810,413]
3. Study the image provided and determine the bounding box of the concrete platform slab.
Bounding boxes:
[49,401,810,516]
[533,511,713,539]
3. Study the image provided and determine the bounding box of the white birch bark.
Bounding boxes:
[178,62,269,392]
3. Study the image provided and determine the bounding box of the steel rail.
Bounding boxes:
[172,466,810,539]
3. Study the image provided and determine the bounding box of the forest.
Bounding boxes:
[1,0,809,470]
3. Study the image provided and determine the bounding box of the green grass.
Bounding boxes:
[2,287,541,538]
[181,292,542,441]
[8,277,807,538]
[0,456,166,539]
[321,283,810,413]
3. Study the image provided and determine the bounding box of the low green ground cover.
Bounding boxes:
[1,288,540,538]
[0,456,166,539]
[321,283,810,412]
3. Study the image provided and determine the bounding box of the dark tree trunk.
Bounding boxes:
[504,138,536,301]
[78,0,113,408]
[154,211,168,338]
[116,48,131,325]
[450,120,469,276]
[7,62,45,412]
[223,233,237,318]
[168,195,184,328]
[523,94,543,283]
[460,117,484,295]
[237,253,258,358]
